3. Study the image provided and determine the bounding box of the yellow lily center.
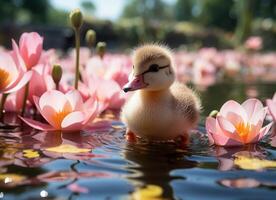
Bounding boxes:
[235,122,252,142]
[52,103,72,129]
[0,68,12,90]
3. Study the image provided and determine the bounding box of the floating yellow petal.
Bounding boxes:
[23,149,40,158]
[234,155,276,170]
[45,144,90,154]
[0,174,26,184]
[132,184,163,200]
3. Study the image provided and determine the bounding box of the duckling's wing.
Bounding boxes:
[170,82,201,122]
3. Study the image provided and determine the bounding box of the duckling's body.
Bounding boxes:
[121,44,200,141]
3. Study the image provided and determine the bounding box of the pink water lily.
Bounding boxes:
[0,52,32,94]
[16,64,55,105]
[83,74,126,111]
[266,93,276,121]
[206,99,272,146]
[15,32,43,70]
[244,36,263,51]
[20,90,99,131]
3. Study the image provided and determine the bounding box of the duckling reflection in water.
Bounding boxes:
[123,141,197,199]
[121,44,201,142]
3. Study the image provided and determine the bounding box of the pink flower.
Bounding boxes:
[20,90,99,131]
[17,64,55,105]
[244,36,263,51]
[83,74,126,111]
[0,93,26,112]
[85,56,130,87]
[14,32,43,70]
[266,93,276,121]
[206,99,272,146]
[0,52,32,94]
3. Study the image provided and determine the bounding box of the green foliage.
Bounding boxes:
[196,0,237,31]
[121,0,172,21]
[81,0,95,13]
[174,0,193,21]
[0,0,50,24]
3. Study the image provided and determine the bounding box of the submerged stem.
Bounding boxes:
[74,29,80,90]
[0,93,8,121]
[21,82,29,116]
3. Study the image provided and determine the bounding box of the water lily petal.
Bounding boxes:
[19,116,55,131]
[39,90,68,111]
[249,107,267,126]
[217,116,243,142]
[41,106,60,129]
[205,117,216,145]
[11,39,26,71]
[267,99,276,121]
[206,117,241,146]
[258,122,273,140]
[4,71,33,94]
[217,116,236,134]
[65,90,83,111]
[83,97,99,124]
[242,98,263,121]
[61,111,85,131]
[245,121,263,143]
[220,100,248,123]
[273,93,276,102]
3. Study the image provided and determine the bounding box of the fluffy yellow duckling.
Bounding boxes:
[121,44,201,141]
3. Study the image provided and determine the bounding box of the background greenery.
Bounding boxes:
[1,0,276,50]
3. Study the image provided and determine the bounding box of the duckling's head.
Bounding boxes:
[123,44,175,92]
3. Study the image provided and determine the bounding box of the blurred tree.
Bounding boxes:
[254,0,276,19]
[121,0,173,42]
[0,0,50,24]
[174,0,193,21]
[81,0,95,14]
[0,0,74,26]
[22,0,50,23]
[235,0,256,43]
[121,0,172,21]
[196,0,237,31]
[0,0,22,23]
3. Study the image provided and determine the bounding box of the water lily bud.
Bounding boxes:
[209,110,219,118]
[70,8,83,30]
[52,64,62,86]
[86,29,96,47]
[96,42,106,58]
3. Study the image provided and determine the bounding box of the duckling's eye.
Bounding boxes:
[148,64,159,72]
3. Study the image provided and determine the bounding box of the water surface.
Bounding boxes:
[0,82,276,200]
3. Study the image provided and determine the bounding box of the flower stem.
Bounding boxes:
[0,93,8,121]
[74,29,80,90]
[56,83,59,90]
[21,82,29,116]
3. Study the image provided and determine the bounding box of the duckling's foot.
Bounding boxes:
[125,129,137,142]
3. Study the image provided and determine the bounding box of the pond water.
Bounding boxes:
[0,82,276,200]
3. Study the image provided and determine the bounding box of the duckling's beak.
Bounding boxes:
[123,74,147,93]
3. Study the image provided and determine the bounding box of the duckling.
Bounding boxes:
[121,44,201,141]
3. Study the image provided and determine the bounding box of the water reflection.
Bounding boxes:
[213,145,267,171]
[123,141,197,199]
[0,81,275,199]
[200,82,275,115]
